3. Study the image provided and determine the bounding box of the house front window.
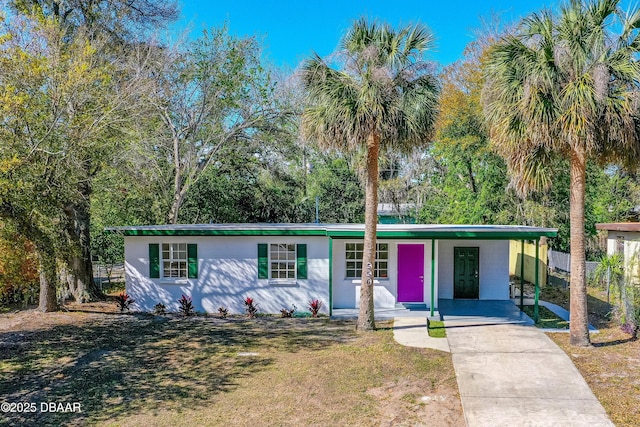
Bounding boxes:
[345,243,388,279]
[270,243,296,279]
[162,243,187,278]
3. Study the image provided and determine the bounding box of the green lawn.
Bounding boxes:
[0,310,463,426]
[521,305,569,329]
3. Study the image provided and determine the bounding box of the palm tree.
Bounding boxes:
[300,18,439,330]
[483,0,640,346]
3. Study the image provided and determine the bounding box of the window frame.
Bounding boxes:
[269,243,297,282]
[161,243,188,279]
[345,242,389,280]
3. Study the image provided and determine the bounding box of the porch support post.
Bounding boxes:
[534,238,540,323]
[520,239,525,310]
[430,239,435,317]
[329,236,333,317]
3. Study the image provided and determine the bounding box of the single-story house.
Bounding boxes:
[108,223,557,315]
[596,222,640,284]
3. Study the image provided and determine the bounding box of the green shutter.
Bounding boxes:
[149,243,160,278]
[187,244,198,279]
[258,243,268,279]
[296,244,307,279]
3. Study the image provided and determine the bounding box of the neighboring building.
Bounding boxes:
[377,203,417,224]
[596,223,640,284]
[108,223,557,315]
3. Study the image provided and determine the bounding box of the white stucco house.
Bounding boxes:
[596,222,640,284]
[108,223,557,315]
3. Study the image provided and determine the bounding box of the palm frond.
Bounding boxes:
[301,18,439,153]
[483,0,640,197]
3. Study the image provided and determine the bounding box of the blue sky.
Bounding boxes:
[176,0,560,69]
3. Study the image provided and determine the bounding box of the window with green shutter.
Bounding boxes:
[153,243,197,279]
[259,243,308,281]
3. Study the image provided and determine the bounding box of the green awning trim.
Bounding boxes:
[326,230,558,239]
[112,229,556,239]
[107,224,558,240]
[116,229,327,237]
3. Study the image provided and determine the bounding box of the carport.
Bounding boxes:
[438,299,534,326]
[327,224,557,319]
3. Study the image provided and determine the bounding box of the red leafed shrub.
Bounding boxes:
[244,297,258,318]
[115,293,135,312]
[308,299,323,317]
[179,294,194,316]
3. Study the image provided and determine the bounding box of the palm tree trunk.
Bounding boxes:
[569,146,591,346]
[358,133,379,331]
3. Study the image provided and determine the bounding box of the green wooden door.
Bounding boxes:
[454,247,479,299]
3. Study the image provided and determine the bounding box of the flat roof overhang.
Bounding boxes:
[107,223,328,236]
[107,223,557,240]
[596,223,640,232]
[325,224,557,239]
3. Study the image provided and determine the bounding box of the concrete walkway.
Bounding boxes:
[391,301,613,425]
[440,300,613,426]
[392,317,450,352]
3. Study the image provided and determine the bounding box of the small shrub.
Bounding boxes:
[153,302,166,315]
[218,306,228,318]
[244,297,258,318]
[308,299,323,317]
[178,294,194,316]
[280,304,296,318]
[115,293,135,312]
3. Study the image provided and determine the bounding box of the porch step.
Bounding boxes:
[395,303,428,310]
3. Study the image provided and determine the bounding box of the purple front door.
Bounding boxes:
[397,244,424,302]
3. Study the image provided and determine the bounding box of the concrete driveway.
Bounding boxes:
[440,300,613,426]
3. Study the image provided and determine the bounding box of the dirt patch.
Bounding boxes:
[368,378,464,427]
[549,328,640,427]
[543,285,640,426]
[0,300,128,335]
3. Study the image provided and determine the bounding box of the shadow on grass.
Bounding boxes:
[542,284,639,346]
[0,314,355,426]
[521,305,569,329]
[592,336,637,347]
[586,292,614,328]
[541,284,614,329]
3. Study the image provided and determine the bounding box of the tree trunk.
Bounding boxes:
[38,249,58,312]
[62,194,101,302]
[168,187,186,225]
[358,133,379,331]
[569,146,591,346]
[168,133,183,225]
[465,158,477,194]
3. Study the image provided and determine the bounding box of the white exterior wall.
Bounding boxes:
[124,235,329,314]
[437,239,510,300]
[331,239,436,309]
[606,231,640,284]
